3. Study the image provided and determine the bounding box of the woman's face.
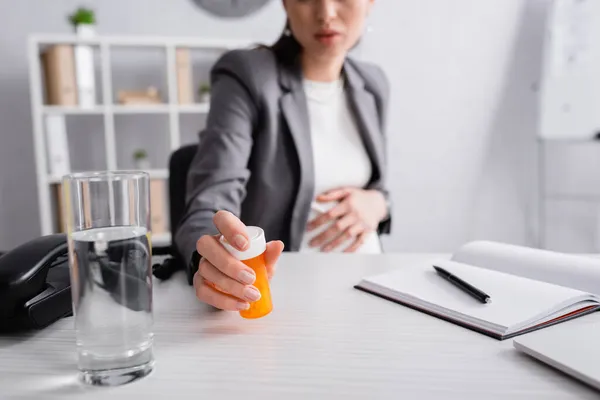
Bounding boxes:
[284,0,374,59]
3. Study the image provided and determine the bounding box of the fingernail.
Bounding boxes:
[237,302,250,310]
[234,234,248,250]
[243,286,261,302]
[238,270,256,285]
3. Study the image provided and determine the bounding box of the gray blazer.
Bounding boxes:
[175,47,391,261]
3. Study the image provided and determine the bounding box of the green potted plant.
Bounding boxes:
[133,149,150,170]
[198,83,211,104]
[68,7,96,37]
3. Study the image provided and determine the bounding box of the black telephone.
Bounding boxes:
[0,234,72,331]
[0,232,156,332]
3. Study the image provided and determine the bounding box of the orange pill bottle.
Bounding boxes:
[220,227,273,319]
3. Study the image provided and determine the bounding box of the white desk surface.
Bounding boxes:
[1,253,599,399]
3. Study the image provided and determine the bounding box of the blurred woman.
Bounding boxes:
[175,0,391,311]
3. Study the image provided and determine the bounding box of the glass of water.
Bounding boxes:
[62,171,154,386]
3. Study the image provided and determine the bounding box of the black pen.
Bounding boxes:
[433,265,492,304]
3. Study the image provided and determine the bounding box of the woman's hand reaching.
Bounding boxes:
[193,211,284,311]
[306,188,387,252]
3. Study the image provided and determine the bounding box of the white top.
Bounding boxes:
[299,78,382,253]
[2,253,597,399]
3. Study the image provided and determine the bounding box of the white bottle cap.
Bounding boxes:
[219,226,267,261]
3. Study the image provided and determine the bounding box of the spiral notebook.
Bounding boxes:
[355,242,600,340]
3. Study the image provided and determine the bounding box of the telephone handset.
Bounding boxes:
[0,234,71,331]
[0,232,154,332]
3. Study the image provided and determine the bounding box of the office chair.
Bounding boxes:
[168,144,198,238]
[152,144,198,284]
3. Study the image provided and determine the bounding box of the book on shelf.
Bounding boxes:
[52,183,67,233]
[150,179,168,235]
[175,48,193,104]
[41,45,78,106]
[355,241,600,340]
[73,43,96,108]
[44,115,71,177]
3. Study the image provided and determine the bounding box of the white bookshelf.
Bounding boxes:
[42,103,210,115]
[29,34,250,246]
[46,168,169,184]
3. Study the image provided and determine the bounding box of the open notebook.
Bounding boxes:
[355,241,600,340]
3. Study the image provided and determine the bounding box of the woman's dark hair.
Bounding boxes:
[269,21,303,67]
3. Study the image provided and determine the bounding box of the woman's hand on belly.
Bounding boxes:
[306,187,387,252]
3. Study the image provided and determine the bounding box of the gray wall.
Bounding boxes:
[0,0,598,253]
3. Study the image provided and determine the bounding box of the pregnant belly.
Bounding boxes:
[299,201,382,254]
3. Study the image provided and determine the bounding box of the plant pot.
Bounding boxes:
[199,93,211,104]
[134,159,151,170]
[75,24,96,38]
